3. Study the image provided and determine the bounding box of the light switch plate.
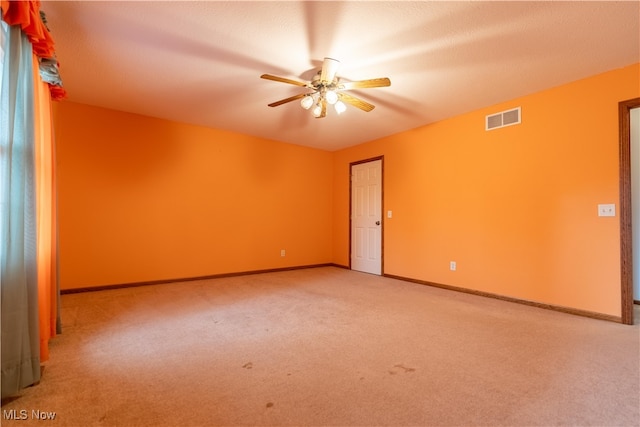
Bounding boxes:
[598,204,616,217]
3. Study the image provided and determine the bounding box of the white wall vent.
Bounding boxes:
[485,107,521,131]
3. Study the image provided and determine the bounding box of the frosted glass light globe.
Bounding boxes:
[312,104,323,117]
[300,95,314,110]
[325,90,338,105]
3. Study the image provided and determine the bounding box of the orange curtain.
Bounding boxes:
[32,53,58,362]
[1,0,54,56]
[2,0,66,100]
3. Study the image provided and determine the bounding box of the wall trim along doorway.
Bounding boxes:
[619,97,640,325]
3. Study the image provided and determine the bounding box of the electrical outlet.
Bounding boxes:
[597,204,615,217]
[450,261,456,271]
[280,249,286,257]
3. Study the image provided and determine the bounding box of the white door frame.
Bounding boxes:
[350,156,383,275]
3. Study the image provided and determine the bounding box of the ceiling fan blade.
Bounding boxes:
[267,93,311,107]
[261,74,310,87]
[339,77,391,90]
[320,57,340,83]
[338,93,375,112]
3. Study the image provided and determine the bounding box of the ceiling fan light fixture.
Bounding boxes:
[300,95,314,110]
[312,103,323,118]
[334,100,346,114]
[325,90,338,105]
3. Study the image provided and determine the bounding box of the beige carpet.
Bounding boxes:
[2,267,639,426]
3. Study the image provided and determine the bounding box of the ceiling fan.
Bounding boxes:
[260,57,391,118]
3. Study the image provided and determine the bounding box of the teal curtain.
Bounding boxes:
[0,22,41,399]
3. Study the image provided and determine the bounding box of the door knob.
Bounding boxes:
[375,221,381,225]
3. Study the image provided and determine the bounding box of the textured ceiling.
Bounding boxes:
[42,1,639,151]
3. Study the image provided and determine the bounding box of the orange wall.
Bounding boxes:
[55,64,638,318]
[54,103,333,289]
[332,63,640,317]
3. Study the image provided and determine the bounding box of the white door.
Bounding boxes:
[351,159,382,275]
